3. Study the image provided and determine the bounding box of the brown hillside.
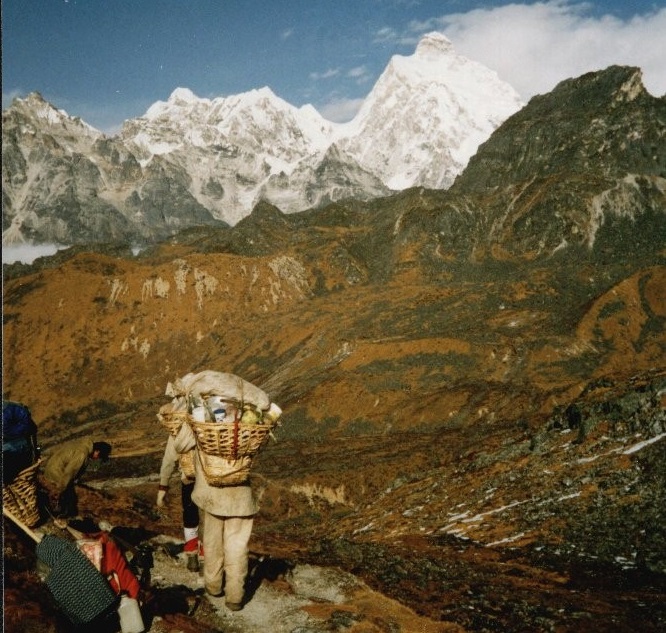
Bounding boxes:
[3,241,665,632]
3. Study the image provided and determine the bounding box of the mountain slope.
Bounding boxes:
[3,66,664,433]
[2,34,522,245]
[336,32,523,190]
[391,65,666,262]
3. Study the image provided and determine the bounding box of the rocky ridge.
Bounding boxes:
[2,33,522,245]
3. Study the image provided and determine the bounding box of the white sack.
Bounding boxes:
[165,371,270,410]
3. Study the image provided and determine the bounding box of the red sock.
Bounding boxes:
[184,538,198,553]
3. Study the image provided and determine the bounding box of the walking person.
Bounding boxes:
[156,434,202,571]
[173,422,256,611]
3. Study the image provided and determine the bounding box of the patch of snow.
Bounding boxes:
[575,444,628,464]
[402,505,424,517]
[440,500,529,533]
[486,532,526,547]
[556,492,581,502]
[576,455,601,464]
[446,510,471,522]
[460,500,529,524]
[614,555,637,570]
[623,432,666,454]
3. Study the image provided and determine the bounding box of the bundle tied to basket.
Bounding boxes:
[157,410,196,479]
[3,460,41,527]
[189,416,277,486]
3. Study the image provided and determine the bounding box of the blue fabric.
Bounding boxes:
[3,437,32,453]
[3,401,38,483]
[2,401,37,440]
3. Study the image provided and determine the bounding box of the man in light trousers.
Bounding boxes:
[173,422,256,611]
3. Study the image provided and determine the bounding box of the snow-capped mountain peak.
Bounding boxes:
[169,86,200,103]
[338,33,524,190]
[11,91,102,137]
[143,87,211,122]
[3,32,526,243]
[414,31,455,58]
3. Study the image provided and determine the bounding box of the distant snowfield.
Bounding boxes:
[2,243,66,264]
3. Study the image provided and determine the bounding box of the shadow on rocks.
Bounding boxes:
[245,553,296,601]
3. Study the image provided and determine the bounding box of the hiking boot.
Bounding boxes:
[186,553,199,572]
[225,601,243,611]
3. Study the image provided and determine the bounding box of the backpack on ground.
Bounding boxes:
[3,401,37,441]
[3,400,39,482]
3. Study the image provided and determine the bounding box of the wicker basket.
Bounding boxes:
[189,418,277,486]
[157,410,190,436]
[178,450,196,479]
[157,411,196,478]
[197,453,255,486]
[3,460,41,527]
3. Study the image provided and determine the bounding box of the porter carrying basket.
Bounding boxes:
[3,460,41,527]
[189,417,277,486]
[157,410,196,479]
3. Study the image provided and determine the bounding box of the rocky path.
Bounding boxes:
[3,489,461,633]
[142,541,461,632]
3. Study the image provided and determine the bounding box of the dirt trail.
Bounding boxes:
[137,534,461,632]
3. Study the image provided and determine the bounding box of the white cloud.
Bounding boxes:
[319,96,365,123]
[347,65,372,85]
[2,88,26,110]
[373,26,400,44]
[348,65,368,78]
[309,68,341,81]
[386,1,666,99]
[2,244,67,265]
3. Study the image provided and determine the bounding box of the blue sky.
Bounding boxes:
[3,0,665,133]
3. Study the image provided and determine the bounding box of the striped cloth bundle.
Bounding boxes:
[36,534,118,625]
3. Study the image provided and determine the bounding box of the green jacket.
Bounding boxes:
[42,438,94,492]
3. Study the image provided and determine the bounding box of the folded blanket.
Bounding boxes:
[36,534,117,625]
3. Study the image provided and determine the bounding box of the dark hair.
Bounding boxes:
[93,441,112,461]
